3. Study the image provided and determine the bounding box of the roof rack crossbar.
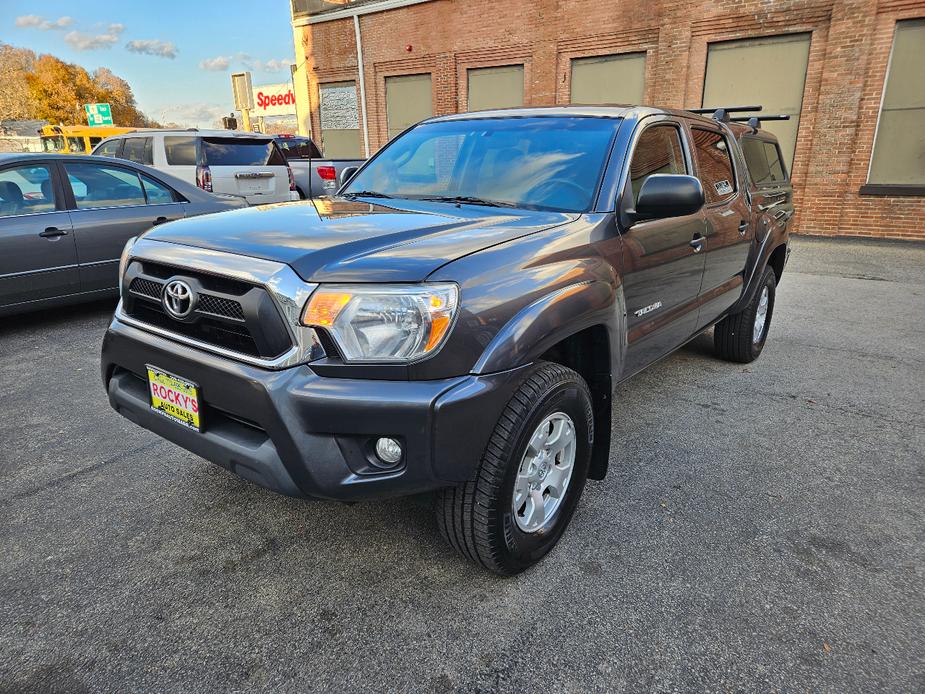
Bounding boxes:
[729,114,791,131]
[689,105,762,123]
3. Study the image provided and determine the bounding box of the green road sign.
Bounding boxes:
[85,103,113,127]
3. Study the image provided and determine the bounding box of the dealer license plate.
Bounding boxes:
[146,365,201,431]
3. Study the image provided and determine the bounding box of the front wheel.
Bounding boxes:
[714,266,777,363]
[436,362,593,575]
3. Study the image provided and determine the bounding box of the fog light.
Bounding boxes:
[375,437,403,465]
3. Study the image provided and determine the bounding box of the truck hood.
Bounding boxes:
[143,197,576,282]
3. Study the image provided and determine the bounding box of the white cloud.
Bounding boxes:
[199,55,231,71]
[126,39,177,59]
[15,15,73,30]
[258,58,292,72]
[239,54,293,73]
[63,23,125,51]
[156,103,229,129]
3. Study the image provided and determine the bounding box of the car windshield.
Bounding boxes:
[342,116,620,213]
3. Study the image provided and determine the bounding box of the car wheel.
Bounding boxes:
[714,266,777,363]
[436,362,593,575]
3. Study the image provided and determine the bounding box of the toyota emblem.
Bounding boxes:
[162,279,195,319]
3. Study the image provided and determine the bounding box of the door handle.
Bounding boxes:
[152,216,168,226]
[738,220,749,235]
[39,227,68,238]
[689,234,705,252]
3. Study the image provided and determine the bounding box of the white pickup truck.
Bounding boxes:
[273,135,365,199]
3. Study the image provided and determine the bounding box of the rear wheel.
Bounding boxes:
[436,362,593,575]
[714,266,777,363]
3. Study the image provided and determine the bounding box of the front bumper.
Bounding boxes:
[102,318,528,501]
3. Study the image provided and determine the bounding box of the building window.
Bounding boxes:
[868,19,925,186]
[570,53,646,106]
[467,65,524,112]
[702,33,810,170]
[319,81,362,158]
[385,74,433,141]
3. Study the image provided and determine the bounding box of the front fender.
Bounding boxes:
[471,279,623,375]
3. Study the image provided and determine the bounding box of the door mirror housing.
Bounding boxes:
[339,166,360,188]
[631,174,704,222]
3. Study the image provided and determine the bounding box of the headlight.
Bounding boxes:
[302,283,458,362]
[118,236,137,296]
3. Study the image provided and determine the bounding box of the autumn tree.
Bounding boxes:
[0,45,158,127]
[0,43,37,121]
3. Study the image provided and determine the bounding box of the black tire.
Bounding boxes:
[714,266,777,363]
[436,362,593,575]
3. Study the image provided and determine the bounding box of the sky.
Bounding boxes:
[5,0,297,127]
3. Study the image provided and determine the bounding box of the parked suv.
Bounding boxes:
[92,130,298,205]
[101,106,793,575]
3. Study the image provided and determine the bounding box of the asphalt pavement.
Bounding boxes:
[1,236,923,693]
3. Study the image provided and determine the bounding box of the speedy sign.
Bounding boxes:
[252,82,297,117]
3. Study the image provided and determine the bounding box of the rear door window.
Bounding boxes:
[0,165,56,217]
[164,136,198,166]
[763,141,787,182]
[741,137,771,185]
[201,137,281,166]
[141,174,178,204]
[122,137,153,165]
[629,124,687,203]
[691,128,737,204]
[64,162,147,209]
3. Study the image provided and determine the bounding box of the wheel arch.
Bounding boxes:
[471,280,624,481]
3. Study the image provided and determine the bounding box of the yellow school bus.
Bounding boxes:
[38,125,138,154]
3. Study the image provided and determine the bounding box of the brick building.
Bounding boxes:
[290,0,925,239]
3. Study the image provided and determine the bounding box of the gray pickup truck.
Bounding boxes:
[273,135,364,199]
[102,105,793,575]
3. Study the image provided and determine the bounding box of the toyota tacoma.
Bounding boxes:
[102,106,793,575]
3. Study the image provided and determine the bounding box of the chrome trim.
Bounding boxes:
[115,237,325,369]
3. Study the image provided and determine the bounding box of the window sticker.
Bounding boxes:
[714,180,733,196]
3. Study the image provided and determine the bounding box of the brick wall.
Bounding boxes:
[295,0,925,240]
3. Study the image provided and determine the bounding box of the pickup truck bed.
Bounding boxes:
[273,135,364,198]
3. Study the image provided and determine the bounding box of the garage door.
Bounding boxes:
[570,53,646,105]
[468,65,524,112]
[319,81,362,158]
[868,19,925,184]
[702,34,811,168]
[386,74,433,141]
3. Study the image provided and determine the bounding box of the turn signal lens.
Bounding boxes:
[302,284,458,362]
[303,291,352,326]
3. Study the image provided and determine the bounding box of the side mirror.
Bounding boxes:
[339,166,360,188]
[632,174,704,222]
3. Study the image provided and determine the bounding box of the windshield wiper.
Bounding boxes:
[342,190,393,199]
[419,195,517,208]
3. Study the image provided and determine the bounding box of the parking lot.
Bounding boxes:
[1,236,922,692]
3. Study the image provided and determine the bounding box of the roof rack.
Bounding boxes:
[729,114,791,132]
[689,105,762,122]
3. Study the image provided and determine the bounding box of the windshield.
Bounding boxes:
[343,116,619,212]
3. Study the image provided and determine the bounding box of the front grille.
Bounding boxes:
[131,278,162,300]
[196,293,245,321]
[123,261,293,360]
[132,303,262,356]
